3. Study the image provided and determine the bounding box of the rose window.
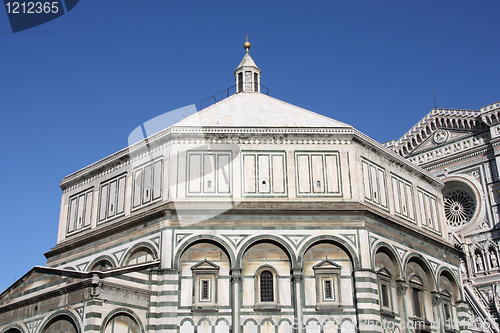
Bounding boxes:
[443,189,476,227]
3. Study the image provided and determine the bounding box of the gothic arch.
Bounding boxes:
[297,235,359,269]
[174,235,235,269]
[101,308,145,333]
[121,241,158,266]
[236,235,296,268]
[39,310,81,333]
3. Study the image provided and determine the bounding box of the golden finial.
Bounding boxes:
[244,35,251,51]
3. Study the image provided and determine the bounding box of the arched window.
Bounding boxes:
[90,259,113,272]
[260,270,274,302]
[104,314,140,333]
[127,248,154,265]
[42,317,78,333]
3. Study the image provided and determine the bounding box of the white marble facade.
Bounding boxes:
[0,45,469,333]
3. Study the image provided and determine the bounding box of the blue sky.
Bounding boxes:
[0,1,498,292]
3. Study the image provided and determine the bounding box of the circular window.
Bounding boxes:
[443,181,477,227]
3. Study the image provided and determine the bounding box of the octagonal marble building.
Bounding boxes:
[0,44,467,333]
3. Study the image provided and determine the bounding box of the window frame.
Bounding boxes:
[313,260,341,309]
[409,276,425,320]
[191,260,219,310]
[376,267,393,313]
[254,266,280,310]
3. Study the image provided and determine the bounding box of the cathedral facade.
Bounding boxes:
[387,99,500,331]
[0,43,484,333]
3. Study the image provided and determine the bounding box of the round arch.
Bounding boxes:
[38,310,81,333]
[404,253,436,290]
[371,242,403,279]
[214,318,230,326]
[243,319,258,326]
[436,266,461,297]
[101,308,145,333]
[121,241,158,266]
[197,318,212,326]
[261,318,275,326]
[297,235,359,269]
[1,323,26,333]
[236,235,297,268]
[174,235,235,269]
[179,318,195,326]
[88,255,116,272]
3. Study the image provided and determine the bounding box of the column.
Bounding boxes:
[291,267,303,333]
[431,292,442,331]
[231,268,242,333]
[396,280,408,333]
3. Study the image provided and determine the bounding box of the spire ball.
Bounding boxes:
[244,35,251,50]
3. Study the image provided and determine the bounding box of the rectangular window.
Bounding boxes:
[238,72,243,92]
[254,72,258,91]
[381,283,390,308]
[412,288,422,318]
[200,279,210,301]
[323,278,334,300]
[443,303,451,322]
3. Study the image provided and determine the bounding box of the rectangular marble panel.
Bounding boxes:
[99,184,108,221]
[378,169,387,206]
[363,161,371,200]
[311,154,325,193]
[325,154,339,193]
[204,154,215,193]
[117,176,125,214]
[77,194,85,229]
[370,165,378,203]
[272,155,285,193]
[392,177,400,213]
[406,183,414,220]
[153,160,162,199]
[188,154,202,193]
[297,154,311,193]
[143,164,152,203]
[108,180,116,217]
[133,169,142,207]
[180,279,192,307]
[218,154,230,193]
[243,154,256,193]
[68,197,77,232]
[258,154,270,193]
[84,191,93,227]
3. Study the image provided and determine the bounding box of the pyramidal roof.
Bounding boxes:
[176,39,350,129]
[174,92,351,128]
[236,52,259,69]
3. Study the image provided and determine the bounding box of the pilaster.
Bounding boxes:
[353,269,382,333]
